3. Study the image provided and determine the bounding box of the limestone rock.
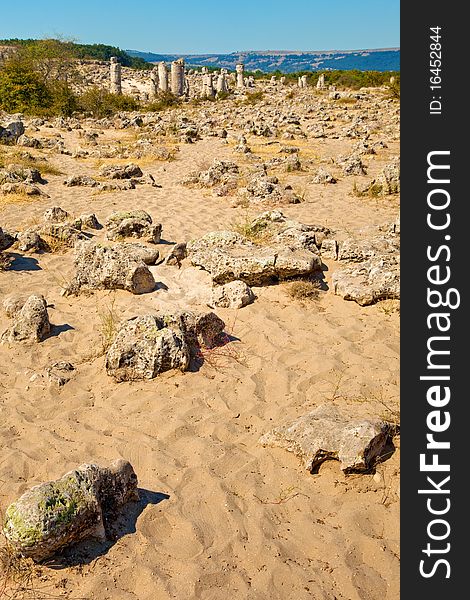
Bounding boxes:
[16,229,46,252]
[63,175,100,187]
[43,206,70,223]
[1,294,50,343]
[260,404,394,473]
[64,242,156,296]
[106,311,225,381]
[0,226,16,252]
[3,459,138,562]
[332,256,400,306]
[310,167,337,184]
[211,280,255,309]
[188,230,320,285]
[100,163,143,179]
[46,361,75,387]
[105,210,162,244]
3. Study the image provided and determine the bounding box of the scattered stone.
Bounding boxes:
[105,210,162,244]
[100,163,143,179]
[1,294,50,343]
[106,310,225,381]
[0,226,15,252]
[3,459,139,562]
[63,175,100,187]
[260,404,395,473]
[43,206,70,223]
[16,229,46,252]
[64,242,156,296]
[310,167,337,184]
[162,242,187,267]
[211,280,255,308]
[46,361,75,387]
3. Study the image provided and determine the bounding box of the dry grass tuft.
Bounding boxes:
[98,299,120,354]
[230,215,273,245]
[284,279,322,303]
[377,299,400,316]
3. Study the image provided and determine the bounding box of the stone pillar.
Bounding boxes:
[280,76,286,85]
[301,75,308,88]
[247,75,255,88]
[171,58,185,96]
[390,76,396,84]
[150,67,159,98]
[157,62,168,92]
[270,76,276,84]
[236,63,245,89]
[298,76,303,88]
[216,68,229,94]
[202,73,215,98]
[316,73,325,89]
[110,57,122,95]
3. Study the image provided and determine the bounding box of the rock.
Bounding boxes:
[0,226,16,252]
[119,242,159,265]
[2,294,29,318]
[3,459,139,562]
[64,242,156,296]
[356,160,400,196]
[332,256,400,306]
[188,230,321,285]
[1,182,49,197]
[0,120,25,144]
[0,165,45,185]
[16,229,46,252]
[1,294,50,343]
[338,154,366,176]
[16,134,42,148]
[63,175,100,187]
[337,234,399,263]
[105,210,162,244]
[100,163,143,179]
[260,404,394,473]
[211,280,255,308]
[310,167,337,184]
[0,252,12,270]
[43,206,70,223]
[78,213,102,230]
[319,239,338,260]
[184,160,239,187]
[106,311,225,381]
[46,361,75,387]
[162,243,187,267]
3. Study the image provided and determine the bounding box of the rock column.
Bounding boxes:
[316,73,325,89]
[301,75,308,88]
[110,57,122,95]
[157,62,168,92]
[236,63,245,89]
[202,72,215,98]
[280,76,286,85]
[216,69,229,94]
[150,67,159,98]
[171,58,185,96]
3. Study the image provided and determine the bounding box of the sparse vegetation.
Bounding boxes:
[98,300,120,354]
[243,90,264,105]
[144,91,181,112]
[78,86,140,118]
[284,279,322,303]
[231,215,272,244]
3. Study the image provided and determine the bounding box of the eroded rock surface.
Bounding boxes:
[1,294,50,343]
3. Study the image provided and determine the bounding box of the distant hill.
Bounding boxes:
[126,48,400,73]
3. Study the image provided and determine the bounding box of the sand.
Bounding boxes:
[0,94,399,599]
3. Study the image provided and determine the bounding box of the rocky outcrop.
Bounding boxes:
[64,242,156,296]
[106,311,225,381]
[1,294,50,343]
[260,404,395,473]
[3,459,139,562]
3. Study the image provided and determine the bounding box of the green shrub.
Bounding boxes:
[244,90,264,105]
[0,62,51,113]
[78,87,140,117]
[144,91,181,112]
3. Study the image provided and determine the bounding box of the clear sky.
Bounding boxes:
[0,0,399,54]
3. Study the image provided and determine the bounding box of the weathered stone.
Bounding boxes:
[105,210,162,244]
[310,167,336,184]
[188,230,321,285]
[64,242,156,296]
[105,311,225,381]
[16,229,46,252]
[1,182,48,197]
[0,120,25,144]
[211,280,255,308]
[110,57,122,95]
[162,242,187,267]
[100,163,143,179]
[332,256,400,306]
[63,175,100,187]
[43,206,70,223]
[3,459,138,562]
[78,213,102,230]
[260,404,394,473]
[1,294,50,343]
[0,226,15,251]
[338,154,366,176]
[46,361,75,387]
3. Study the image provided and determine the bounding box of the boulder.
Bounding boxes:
[43,206,70,223]
[3,459,138,562]
[0,226,16,252]
[99,163,143,179]
[0,120,25,144]
[260,404,394,473]
[188,231,320,285]
[332,256,400,306]
[16,229,46,252]
[211,280,255,308]
[106,311,225,381]
[46,361,75,387]
[64,242,156,296]
[1,294,50,343]
[105,210,162,244]
[310,167,337,184]
[63,175,100,187]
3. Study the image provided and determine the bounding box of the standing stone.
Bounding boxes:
[171,58,185,96]
[202,73,215,98]
[298,76,303,88]
[216,69,229,94]
[236,63,245,89]
[390,76,396,84]
[270,76,276,84]
[301,75,308,88]
[317,73,325,89]
[110,57,122,95]
[247,75,255,88]
[280,76,286,85]
[150,67,159,98]
[157,62,168,92]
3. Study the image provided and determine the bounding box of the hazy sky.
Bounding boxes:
[1,0,399,54]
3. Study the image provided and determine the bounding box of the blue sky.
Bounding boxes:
[0,0,399,54]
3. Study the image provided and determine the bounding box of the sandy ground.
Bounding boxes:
[0,99,399,599]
